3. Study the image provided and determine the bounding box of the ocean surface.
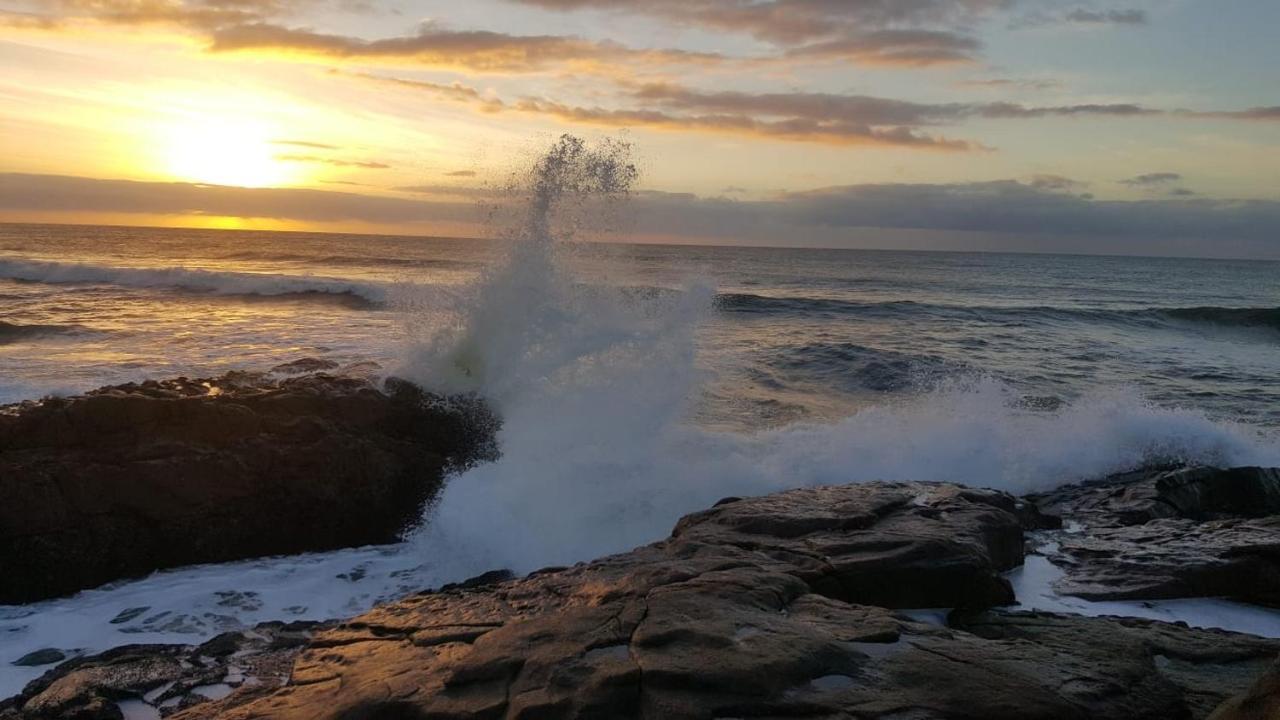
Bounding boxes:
[4,223,1279,428]
[3,217,1280,696]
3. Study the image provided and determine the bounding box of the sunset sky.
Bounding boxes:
[1,0,1278,256]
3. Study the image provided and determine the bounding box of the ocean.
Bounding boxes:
[3,223,1278,428]
[3,211,1280,694]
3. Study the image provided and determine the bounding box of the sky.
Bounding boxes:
[0,0,1278,257]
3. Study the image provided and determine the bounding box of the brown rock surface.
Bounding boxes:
[0,365,499,604]
[97,481,1270,720]
[0,622,329,719]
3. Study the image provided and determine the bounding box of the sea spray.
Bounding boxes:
[398,135,656,406]
[4,138,1280,696]
[397,135,1280,576]
[398,134,720,572]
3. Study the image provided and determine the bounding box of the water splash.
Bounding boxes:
[395,135,1280,575]
[398,135,657,406]
[4,136,1280,700]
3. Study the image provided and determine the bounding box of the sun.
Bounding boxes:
[164,117,300,188]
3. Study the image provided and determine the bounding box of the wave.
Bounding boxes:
[217,250,481,270]
[0,320,88,344]
[754,342,958,394]
[717,292,1280,333]
[395,135,1280,577]
[0,258,389,306]
[1154,306,1280,331]
[4,137,1280,696]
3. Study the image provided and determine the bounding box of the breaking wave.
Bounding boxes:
[398,136,1280,575]
[3,136,1280,697]
[0,258,389,306]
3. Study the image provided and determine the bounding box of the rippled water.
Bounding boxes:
[2,223,1278,428]
[3,181,1280,701]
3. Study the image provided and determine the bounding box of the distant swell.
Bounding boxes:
[0,258,387,306]
[0,320,86,344]
[717,292,1280,333]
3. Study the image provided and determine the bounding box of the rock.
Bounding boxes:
[11,651,65,668]
[954,611,1280,720]
[8,479,1277,719]
[270,358,341,375]
[1035,466,1280,526]
[0,364,500,604]
[95,480,1266,720]
[1209,657,1280,720]
[1028,465,1280,605]
[0,622,329,720]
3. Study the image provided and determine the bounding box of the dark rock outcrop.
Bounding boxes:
[1028,466,1280,605]
[0,364,499,604]
[31,480,1252,720]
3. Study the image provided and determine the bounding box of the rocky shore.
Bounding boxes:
[4,461,1279,719]
[0,361,499,604]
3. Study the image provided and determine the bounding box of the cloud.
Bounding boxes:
[0,172,472,223]
[1120,172,1182,186]
[347,72,1276,151]
[208,22,723,72]
[1015,7,1148,29]
[1064,9,1146,25]
[344,73,972,149]
[513,97,974,149]
[1188,106,1280,122]
[271,139,341,149]
[508,0,1010,44]
[630,82,1160,125]
[4,0,301,31]
[5,172,1279,258]
[505,0,1008,68]
[782,29,982,66]
[393,184,499,198]
[643,180,1280,256]
[275,154,390,168]
[1027,174,1085,191]
[958,77,1062,91]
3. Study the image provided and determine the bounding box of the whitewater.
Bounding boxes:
[2,136,1280,697]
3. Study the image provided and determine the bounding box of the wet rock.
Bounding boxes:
[129,480,1269,720]
[1028,466,1280,605]
[1035,465,1280,525]
[0,622,329,719]
[954,611,1280,720]
[8,479,1278,720]
[1209,657,1280,720]
[10,651,65,668]
[0,364,500,604]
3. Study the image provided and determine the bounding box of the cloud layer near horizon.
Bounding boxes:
[4,172,1278,258]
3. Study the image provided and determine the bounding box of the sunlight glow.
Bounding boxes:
[164,117,299,188]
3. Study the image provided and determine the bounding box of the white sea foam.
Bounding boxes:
[4,136,1280,700]
[0,258,389,303]
[399,134,1280,574]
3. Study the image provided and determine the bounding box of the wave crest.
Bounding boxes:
[717,292,1280,333]
[0,258,388,306]
[0,320,87,344]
